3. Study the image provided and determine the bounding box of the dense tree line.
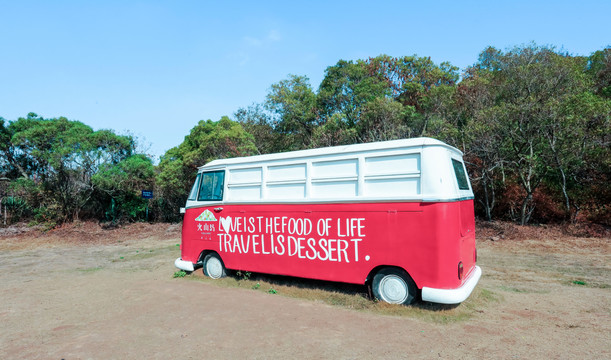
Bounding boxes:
[1,44,609,226]
[0,113,154,226]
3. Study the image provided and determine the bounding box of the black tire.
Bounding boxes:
[202,253,226,279]
[372,268,417,305]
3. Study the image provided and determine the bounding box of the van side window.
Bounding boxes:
[187,173,201,201]
[451,159,470,190]
[198,171,225,201]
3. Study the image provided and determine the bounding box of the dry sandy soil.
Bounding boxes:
[0,221,609,359]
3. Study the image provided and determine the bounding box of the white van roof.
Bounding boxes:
[188,137,472,204]
[201,137,461,170]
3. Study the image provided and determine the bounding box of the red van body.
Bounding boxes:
[175,138,481,304]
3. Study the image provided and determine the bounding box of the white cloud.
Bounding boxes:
[243,29,281,48]
[244,36,263,47]
[234,29,282,66]
[266,30,281,42]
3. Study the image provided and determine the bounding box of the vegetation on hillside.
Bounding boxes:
[1,44,609,226]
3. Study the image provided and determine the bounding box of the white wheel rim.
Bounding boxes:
[379,275,409,304]
[206,257,223,279]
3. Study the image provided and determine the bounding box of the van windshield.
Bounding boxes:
[197,171,225,201]
[187,173,201,200]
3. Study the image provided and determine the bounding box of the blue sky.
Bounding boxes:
[1,0,609,160]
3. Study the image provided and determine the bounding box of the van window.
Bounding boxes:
[452,159,470,190]
[187,173,201,200]
[198,171,225,201]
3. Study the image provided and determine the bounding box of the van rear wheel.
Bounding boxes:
[203,253,226,279]
[372,268,417,305]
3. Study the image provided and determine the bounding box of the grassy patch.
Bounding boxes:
[173,270,187,278]
[496,285,550,294]
[567,279,609,288]
[183,270,498,323]
[498,285,528,293]
[77,266,103,273]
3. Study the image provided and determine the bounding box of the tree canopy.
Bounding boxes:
[236,46,610,225]
[156,116,257,220]
[2,44,609,227]
[0,113,145,224]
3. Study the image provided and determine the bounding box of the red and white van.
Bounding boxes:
[175,137,481,305]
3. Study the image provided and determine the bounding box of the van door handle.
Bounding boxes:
[214,207,223,212]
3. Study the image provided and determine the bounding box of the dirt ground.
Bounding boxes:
[0,221,609,360]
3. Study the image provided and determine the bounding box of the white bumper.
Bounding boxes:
[174,258,195,272]
[421,265,482,304]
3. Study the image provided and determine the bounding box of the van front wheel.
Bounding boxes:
[203,253,226,279]
[372,268,417,305]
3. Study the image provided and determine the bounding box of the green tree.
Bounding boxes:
[0,113,36,179]
[265,75,318,150]
[357,97,416,142]
[92,154,155,222]
[454,72,505,221]
[235,103,279,154]
[462,45,595,224]
[3,114,135,223]
[586,47,611,98]
[310,113,358,148]
[366,55,458,104]
[316,55,460,144]
[317,59,389,127]
[156,117,257,220]
[11,114,134,221]
[556,91,611,223]
[365,55,460,136]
